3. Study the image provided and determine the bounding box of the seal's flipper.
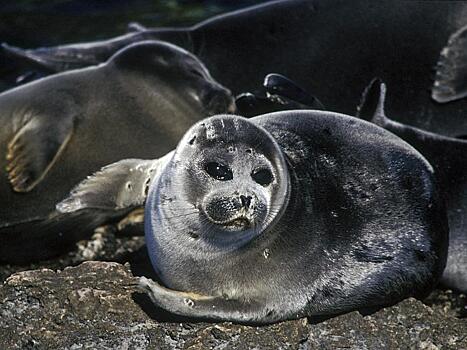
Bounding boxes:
[236,91,318,117]
[6,114,74,192]
[1,43,74,72]
[127,22,148,32]
[356,78,387,125]
[1,29,190,75]
[263,73,325,110]
[432,24,467,103]
[236,73,325,117]
[2,38,122,72]
[57,153,172,214]
[138,277,274,324]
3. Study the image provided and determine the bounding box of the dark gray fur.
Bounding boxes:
[63,112,448,323]
[140,112,448,323]
[358,80,467,293]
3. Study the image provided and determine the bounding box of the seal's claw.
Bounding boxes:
[137,276,159,293]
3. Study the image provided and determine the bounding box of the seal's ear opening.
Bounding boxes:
[356,78,387,122]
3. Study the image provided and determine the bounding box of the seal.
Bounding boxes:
[358,79,467,293]
[60,112,448,323]
[0,40,234,263]
[3,0,467,135]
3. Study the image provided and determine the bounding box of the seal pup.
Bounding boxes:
[59,112,448,323]
[3,0,467,135]
[358,80,467,293]
[0,40,234,263]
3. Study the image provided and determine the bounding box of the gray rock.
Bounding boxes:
[1,261,466,350]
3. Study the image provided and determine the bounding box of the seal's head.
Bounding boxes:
[110,40,235,115]
[146,115,290,257]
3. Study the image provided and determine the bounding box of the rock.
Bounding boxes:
[1,261,466,350]
[424,289,467,319]
[0,229,148,283]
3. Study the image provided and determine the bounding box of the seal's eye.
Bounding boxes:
[252,169,273,186]
[189,68,204,78]
[205,162,233,181]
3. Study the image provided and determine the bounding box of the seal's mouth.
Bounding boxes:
[223,217,251,229]
[205,214,253,231]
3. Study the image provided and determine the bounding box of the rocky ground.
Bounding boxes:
[1,230,466,349]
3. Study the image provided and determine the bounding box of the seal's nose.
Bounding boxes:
[204,86,236,115]
[240,195,252,208]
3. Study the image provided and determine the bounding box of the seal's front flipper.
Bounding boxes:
[432,24,467,103]
[264,73,325,110]
[138,277,276,324]
[6,113,74,192]
[57,153,172,214]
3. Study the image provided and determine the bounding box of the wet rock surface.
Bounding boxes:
[0,231,466,349]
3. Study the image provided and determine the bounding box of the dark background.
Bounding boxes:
[0,0,271,47]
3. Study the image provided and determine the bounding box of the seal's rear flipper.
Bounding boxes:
[432,24,467,103]
[1,36,124,73]
[1,43,77,72]
[236,73,325,117]
[6,113,75,192]
[57,153,172,214]
[1,28,191,75]
[356,78,387,126]
[127,22,148,32]
[263,73,325,110]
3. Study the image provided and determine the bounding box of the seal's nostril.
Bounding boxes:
[240,195,252,208]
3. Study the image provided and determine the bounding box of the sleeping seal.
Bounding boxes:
[358,80,467,293]
[4,0,467,135]
[59,112,448,323]
[0,40,234,263]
